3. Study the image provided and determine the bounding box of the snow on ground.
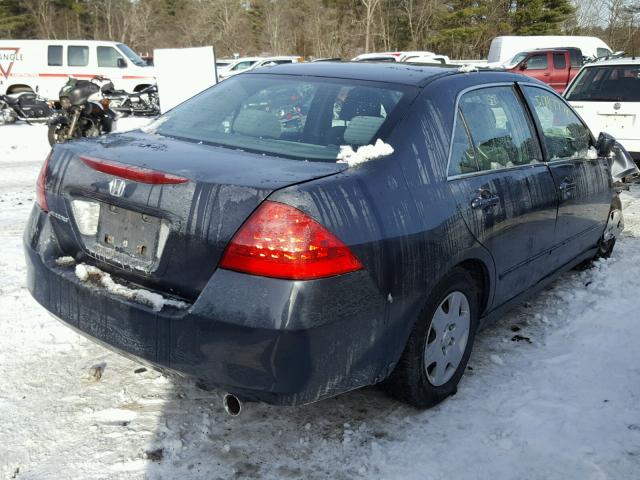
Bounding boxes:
[0,119,639,479]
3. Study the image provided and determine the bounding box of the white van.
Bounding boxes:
[0,40,155,99]
[487,36,613,64]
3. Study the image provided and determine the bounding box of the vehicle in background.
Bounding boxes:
[352,51,449,64]
[100,80,160,117]
[26,62,625,411]
[565,57,640,164]
[0,40,155,100]
[0,91,52,124]
[218,56,302,80]
[310,57,342,62]
[214,58,235,78]
[503,48,581,93]
[488,36,612,64]
[404,54,451,65]
[48,76,116,145]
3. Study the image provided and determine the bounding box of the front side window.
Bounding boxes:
[596,48,612,58]
[116,43,147,66]
[565,65,640,102]
[526,54,548,70]
[97,46,125,68]
[153,75,412,162]
[459,86,542,171]
[48,45,62,66]
[523,86,591,161]
[448,110,478,176]
[68,46,89,67]
[231,61,256,71]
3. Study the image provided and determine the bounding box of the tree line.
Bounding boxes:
[0,0,638,60]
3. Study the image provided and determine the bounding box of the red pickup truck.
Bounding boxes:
[504,48,583,93]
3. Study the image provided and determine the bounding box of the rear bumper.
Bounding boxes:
[24,206,390,405]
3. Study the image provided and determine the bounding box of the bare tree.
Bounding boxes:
[361,0,381,52]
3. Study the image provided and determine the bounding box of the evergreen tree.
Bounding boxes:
[0,0,33,38]
[511,0,574,35]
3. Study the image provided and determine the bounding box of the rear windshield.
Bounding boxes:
[154,75,413,161]
[566,65,640,102]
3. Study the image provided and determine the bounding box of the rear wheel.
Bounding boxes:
[385,268,479,408]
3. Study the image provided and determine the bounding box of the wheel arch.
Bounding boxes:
[456,258,491,317]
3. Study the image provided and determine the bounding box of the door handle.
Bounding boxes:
[558,178,576,196]
[543,73,551,77]
[470,189,500,210]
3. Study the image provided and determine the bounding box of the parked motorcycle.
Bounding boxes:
[100,81,160,117]
[48,77,116,146]
[0,92,52,125]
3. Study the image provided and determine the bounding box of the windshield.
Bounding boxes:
[116,43,147,67]
[503,52,527,68]
[153,75,412,162]
[566,65,640,102]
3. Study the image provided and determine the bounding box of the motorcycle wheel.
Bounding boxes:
[48,124,69,146]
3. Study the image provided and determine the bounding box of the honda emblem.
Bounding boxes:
[108,178,126,197]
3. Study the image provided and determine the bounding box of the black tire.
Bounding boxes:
[48,124,66,146]
[385,268,479,408]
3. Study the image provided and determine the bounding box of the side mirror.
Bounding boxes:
[117,58,127,68]
[519,62,527,71]
[596,132,616,157]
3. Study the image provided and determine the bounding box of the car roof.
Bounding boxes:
[246,61,529,87]
[583,57,640,67]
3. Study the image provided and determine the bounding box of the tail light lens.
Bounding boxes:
[36,151,52,212]
[220,201,363,280]
[80,156,188,185]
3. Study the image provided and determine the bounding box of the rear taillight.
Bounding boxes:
[220,201,363,280]
[80,156,188,185]
[36,151,52,212]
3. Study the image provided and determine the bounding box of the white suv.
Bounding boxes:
[565,58,640,163]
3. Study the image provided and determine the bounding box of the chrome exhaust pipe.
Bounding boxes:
[223,393,242,417]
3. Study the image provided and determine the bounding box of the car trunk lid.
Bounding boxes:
[45,130,346,300]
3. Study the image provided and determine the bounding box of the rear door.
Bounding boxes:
[521,85,613,267]
[447,84,558,307]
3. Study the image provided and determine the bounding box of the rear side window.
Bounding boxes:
[48,45,62,66]
[448,110,478,176]
[459,86,542,171]
[527,54,548,70]
[68,46,89,67]
[553,53,566,69]
[570,50,582,68]
[97,46,125,68]
[523,86,591,161]
[154,75,412,161]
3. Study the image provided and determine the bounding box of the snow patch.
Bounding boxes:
[586,146,599,160]
[458,64,478,73]
[55,256,75,267]
[337,139,394,167]
[74,263,189,312]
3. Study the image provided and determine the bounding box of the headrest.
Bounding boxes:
[233,109,281,139]
[343,116,386,146]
